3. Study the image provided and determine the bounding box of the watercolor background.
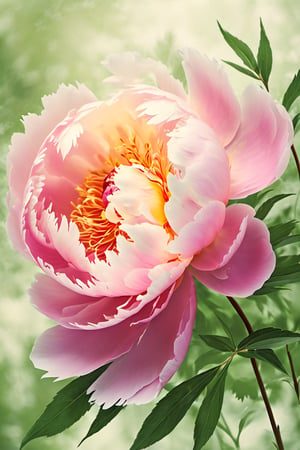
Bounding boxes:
[0,1,299,449]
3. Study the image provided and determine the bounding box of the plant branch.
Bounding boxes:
[226,296,285,450]
[218,413,240,449]
[286,344,299,402]
[291,144,300,180]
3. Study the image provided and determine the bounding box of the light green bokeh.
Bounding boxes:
[0,1,299,449]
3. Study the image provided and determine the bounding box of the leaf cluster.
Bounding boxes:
[218,19,272,89]
[20,327,300,450]
[218,19,300,131]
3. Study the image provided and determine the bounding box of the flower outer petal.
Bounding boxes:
[7,84,97,256]
[191,215,276,297]
[30,318,148,379]
[182,48,241,146]
[168,201,226,258]
[191,203,255,271]
[87,271,196,407]
[7,83,97,207]
[227,85,294,199]
[30,273,175,330]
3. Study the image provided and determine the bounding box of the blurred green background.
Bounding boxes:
[0,0,299,449]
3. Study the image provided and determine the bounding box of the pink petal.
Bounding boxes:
[168,201,226,258]
[227,85,294,199]
[191,214,275,297]
[182,49,241,146]
[6,194,30,258]
[192,203,255,270]
[7,83,97,210]
[7,84,97,254]
[165,117,230,234]
[30,273,175,330]
[30,319,148,379]
[87,271,196,407]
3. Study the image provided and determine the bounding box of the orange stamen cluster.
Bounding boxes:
[70,134,174,260]
[70,169,122,259]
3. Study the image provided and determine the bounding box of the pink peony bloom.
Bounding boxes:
[7,50,293,407]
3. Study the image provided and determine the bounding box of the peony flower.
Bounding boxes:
[7,49,293,408]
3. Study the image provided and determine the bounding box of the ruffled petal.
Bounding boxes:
[182,49,241,146]
[30,273,175,330]
[165,117,230,234]
[7,84,97,255]
[7,83,97,209]
[191,213,275,297]
[168,201,226,258]
[30,319,147,379]
[227,85,293,199]
[87,271,196,407]
[192,203,255,270]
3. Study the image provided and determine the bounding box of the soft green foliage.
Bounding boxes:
[193,364,230,449]
[1,3,300,450]
[217,22,258,72]
[219,18,274,89]
[199,334,235,352]
[220,60,260,80]
[257,18,273,85]
[130,366,220,450]
[282,70,300,111]
[292,112,300,133]
[255,193,294,220]
[78,405,124,446]
[20,366,109,449]
[238,328,300,351]
[239,349,288,374]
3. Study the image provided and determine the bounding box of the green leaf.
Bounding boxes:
[269,220,298,247]
[199,335,235,352]
[239,348,288,374]
[257,18,272,84]
[292,112,300,132]
[238,328,300,351]
[20,365,109,449]
[282,69,300,111]
[258,255,300,291]
[215,313,236,347]
[193,363,230,450]
[255,193,294,220]
[79,405,124,446]
[229,375,259,401]
[222,60,260,80]
[237,410,255,444]
[130,366,220,450]
[272,255,300,276]
[253,285,285,296]
[274,234,300,249]
[254,227,300,296]
[218,22,258,71]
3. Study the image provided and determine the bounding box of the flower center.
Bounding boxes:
[70,135,174,259]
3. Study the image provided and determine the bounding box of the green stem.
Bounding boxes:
[218,413,240,449]
[227,296,285,450]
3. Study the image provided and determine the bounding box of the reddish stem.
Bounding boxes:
[291,144,300,180]
[227,296,284,450]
